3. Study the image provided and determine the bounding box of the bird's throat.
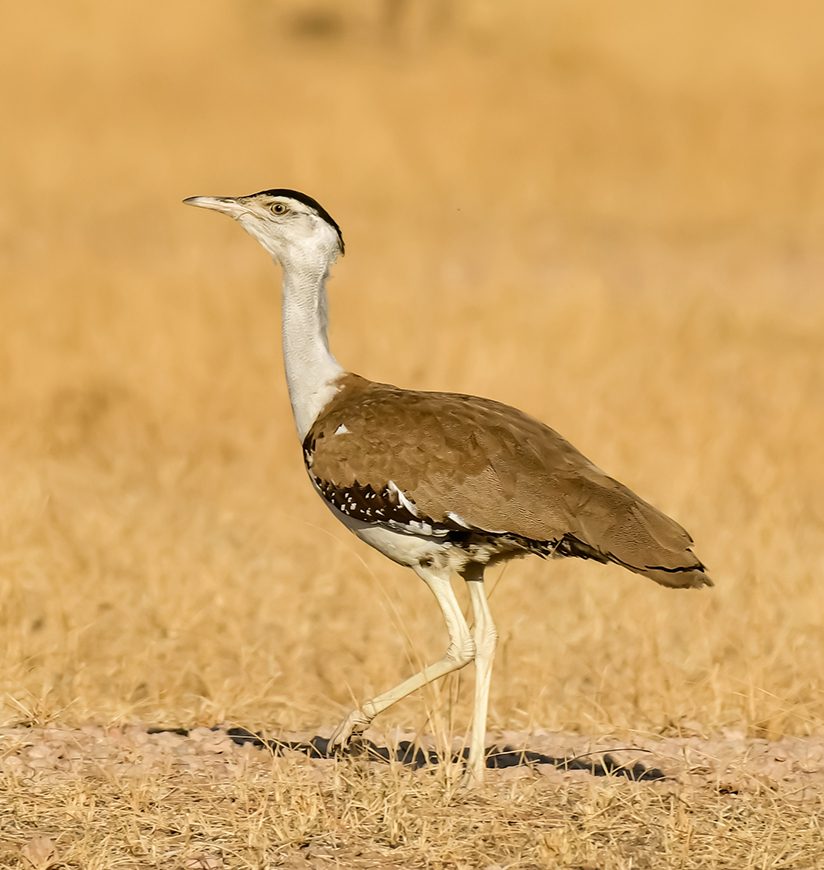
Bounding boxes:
[280,266,343,440]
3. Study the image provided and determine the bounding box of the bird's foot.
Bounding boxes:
[328,708,372,754]
[460,760,485,789]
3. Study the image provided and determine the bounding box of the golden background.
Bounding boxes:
[2,0,822,742]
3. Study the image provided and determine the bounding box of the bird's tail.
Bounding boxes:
[560,472,713,589]
[557,531,712,588]
[619,556,713,589]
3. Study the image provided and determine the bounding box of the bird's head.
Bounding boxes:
[184,188,344,271]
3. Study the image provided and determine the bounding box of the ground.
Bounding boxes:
[1,2,823,868]
[2,725,822,868]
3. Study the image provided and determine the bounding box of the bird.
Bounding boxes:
[184,188,712,785]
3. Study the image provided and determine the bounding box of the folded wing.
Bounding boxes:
[304,375,711,588]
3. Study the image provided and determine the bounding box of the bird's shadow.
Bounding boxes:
[148,726,667,782]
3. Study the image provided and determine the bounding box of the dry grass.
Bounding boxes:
[1,725,822,869]
[1,1,823,866]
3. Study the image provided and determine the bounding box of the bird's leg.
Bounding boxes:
[328,566,475,753]
[462,567,497,786]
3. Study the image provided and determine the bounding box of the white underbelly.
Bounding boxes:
[320,495,524,573]
[322,501,459,569]
[351,522,449,567]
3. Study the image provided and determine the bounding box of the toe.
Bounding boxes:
[328,709,370,752]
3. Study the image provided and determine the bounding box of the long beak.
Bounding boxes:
[182,195,246,217]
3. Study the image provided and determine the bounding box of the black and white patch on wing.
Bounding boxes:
[310,475,452,536]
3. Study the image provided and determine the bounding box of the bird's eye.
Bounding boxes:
[270,202,288,215]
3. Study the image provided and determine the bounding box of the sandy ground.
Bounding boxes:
[2,725,822,800]
[2,725,822,868]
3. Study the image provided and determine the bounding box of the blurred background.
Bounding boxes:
[0,1,822,739]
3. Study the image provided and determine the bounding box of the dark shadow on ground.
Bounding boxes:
[147,726,666,782]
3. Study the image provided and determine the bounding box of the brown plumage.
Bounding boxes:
[305,374,711,589]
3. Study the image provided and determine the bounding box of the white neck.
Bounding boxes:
[280,262,343,440]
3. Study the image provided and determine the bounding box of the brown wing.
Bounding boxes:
[304,374,711,588]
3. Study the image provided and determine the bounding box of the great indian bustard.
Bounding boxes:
[184,188,712,785]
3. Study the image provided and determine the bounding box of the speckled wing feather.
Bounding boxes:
[303,374,711,588]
